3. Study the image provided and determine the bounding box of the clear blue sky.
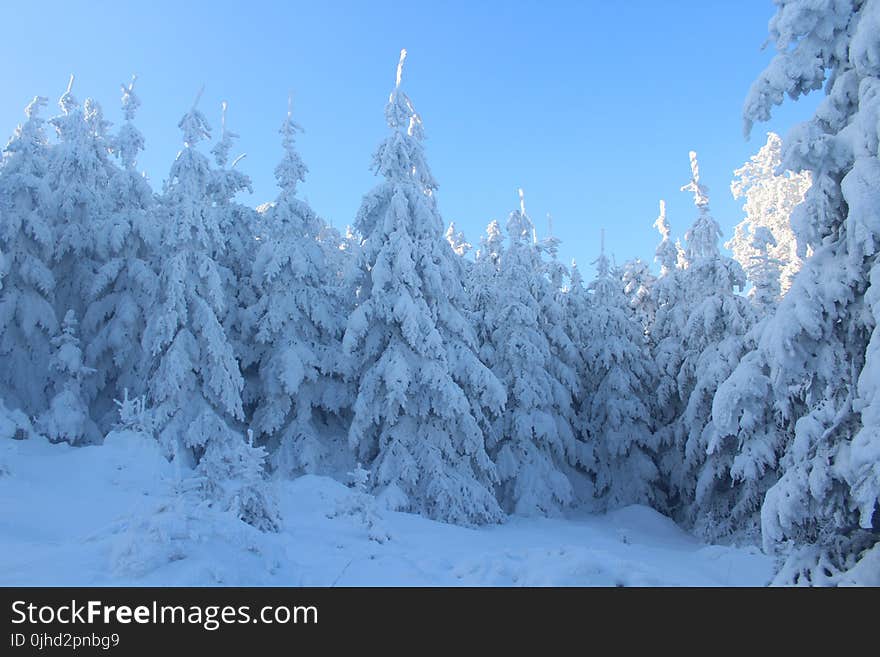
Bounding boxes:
[0,0,819,277]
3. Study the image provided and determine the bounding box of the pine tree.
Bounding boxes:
[743,226,784,311]
[444,220,505,454]
[342,50,504,525]
[473,220,505,361]
[0,249,34,442]
[481,192,578,515]
[196,428,280,532]
[208,101,259,394]
[47,76,116,323]
[620,257,657,338]
[534,216,582,466]
[142,90,244,454]
[141,91,276,531]
[583,233,659,509]
[245,97,352,476]
[0,95,58,415]
[37,310,99,444]
[445,222,472,258]
[727,132,811,296]
[663,153,754,537]
[703,227,780,540]
[650,200,688,497]
[82,76,159,428]
[563,260,591,358]
[715,0,880,582]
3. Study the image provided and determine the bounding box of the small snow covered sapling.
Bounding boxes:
[112,388,152,434]
[329,463,390,544]
[350,461,370,493]
[193,426,281,534]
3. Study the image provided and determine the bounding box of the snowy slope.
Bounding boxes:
[0,434,774,587]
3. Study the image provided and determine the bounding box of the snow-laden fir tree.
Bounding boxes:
[473,220,505,359]
[0,96,57,415]
[562,258,593,424]
[743,226,784,312]
[712,0,880,583]
[208,101,259,399]
[197,428,280,532]
[245,97,352,476]
[38,310,100,444]
[534,215,583,458]
[208,102,252,266]
[81,76,159,428]
[583,233,659,509]
[0,246,34,442]
[445,222,472,258]
[342,50,505,525]
[445,220,505,451]
[665,152,753,538]
[142,91,277,532]
[649,199,688,500]
[727,132,811,296]
[528,211,584,469]
[563,260,591,356]
[479,192,579,515]
[46,77,116,323]
[620,257,657,338]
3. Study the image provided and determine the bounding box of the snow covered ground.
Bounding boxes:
[0,434,774,587]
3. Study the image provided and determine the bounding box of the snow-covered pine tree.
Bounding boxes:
[321,222,360,327]
[473,220,505,360]
[743,226,784,312]
[727,132,811,296]
[245,97,352,476]
[0,96,58,416]
[209,103,256,286]
[444,220,505,452]
[37,310,100,444]
[563,260,591,356]
[445,222,472,258]
[0,243,34,442]
[561,259,594,473]
[208,101,259,408]
[712,0,880,582]
[620,257,657,338]
[46,76,116,324]
[650,199,688,501]
[142,91,277,532]
[669,151,754,539]
[583,233,659,509]
[534,212,583,476]
[82,76,159,429]
[481,191,579,515]
[342,50,504,525]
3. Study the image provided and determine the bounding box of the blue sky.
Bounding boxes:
[0,0,819,276]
